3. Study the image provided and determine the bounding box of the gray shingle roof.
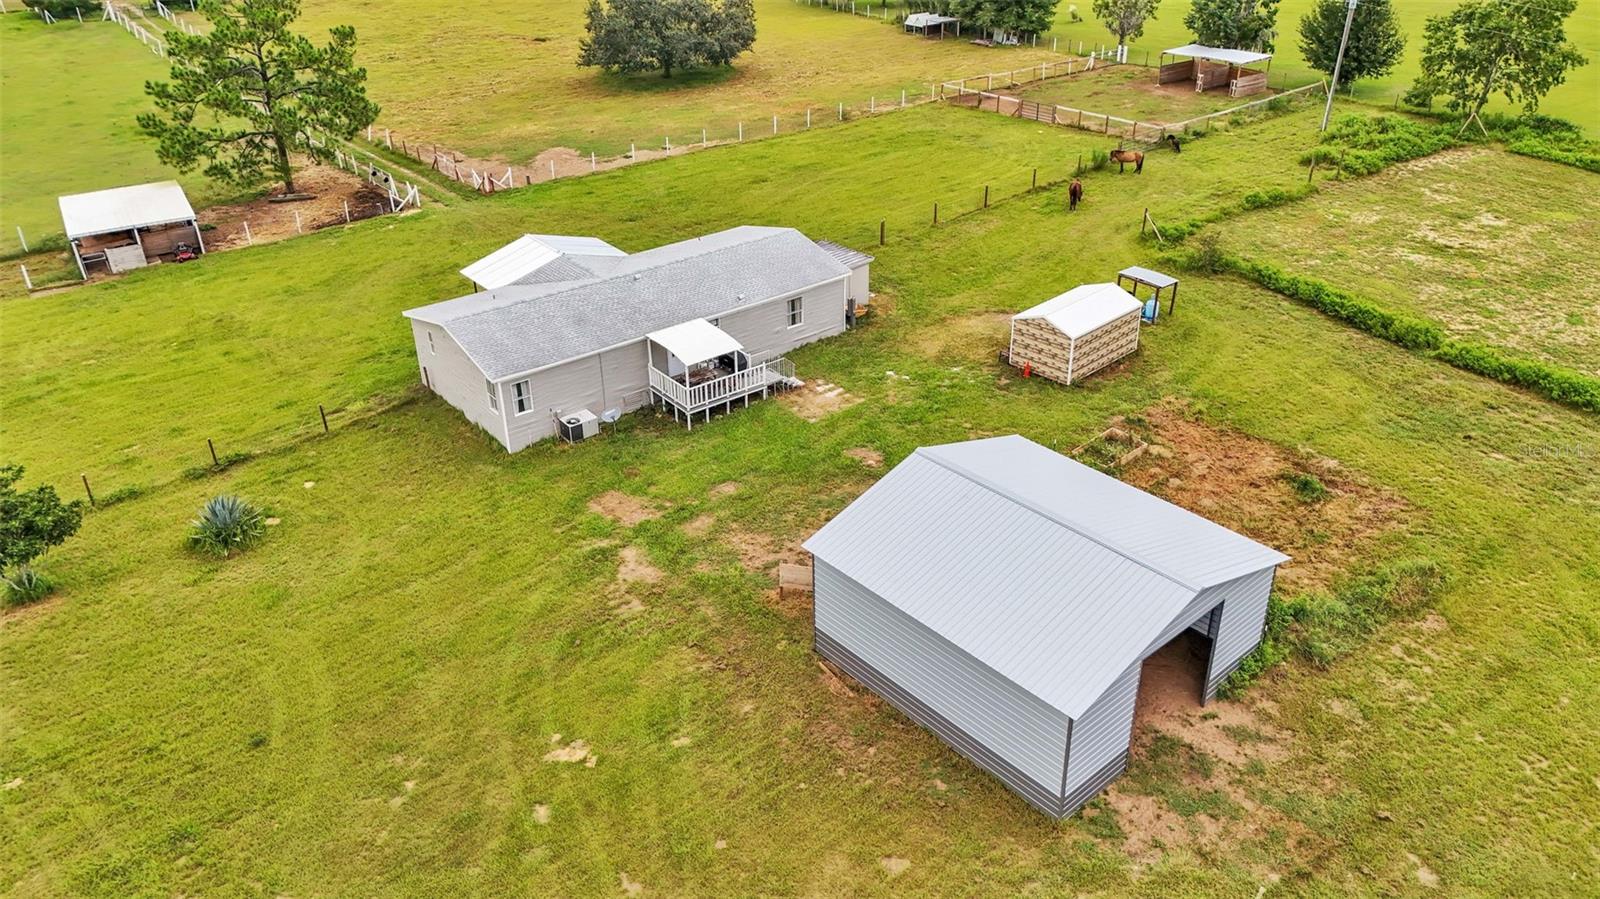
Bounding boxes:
[405,226,851,380]
[803,435,1287,718]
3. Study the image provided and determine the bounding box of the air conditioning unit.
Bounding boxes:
[558,408,599,443]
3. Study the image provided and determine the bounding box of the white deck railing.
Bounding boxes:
[649,359,792,413]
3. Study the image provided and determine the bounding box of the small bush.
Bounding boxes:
[1300,114,1458,177]
[1282,471,1330,503]
[23,1,102,17]
[1188,232,1227,273]
[3,565,56,607]
[188,495,267,558]
[1087,149,1109,173]
[1219,559,1446,696]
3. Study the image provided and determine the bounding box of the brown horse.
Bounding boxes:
[1068,178,1083,211]
[1109,149,1144,174]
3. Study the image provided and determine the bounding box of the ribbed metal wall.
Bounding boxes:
[813,561,1071,806]
[1062,660,1141,796]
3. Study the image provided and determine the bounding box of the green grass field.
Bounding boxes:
[1224,147,1600,374]
[3,100,1598,895]
[0,15,234,249]
[1016,64,1259,123]
[298,0,1062,159]
[1044,0,1600,131]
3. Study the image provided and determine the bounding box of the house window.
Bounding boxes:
[787,296,803,327]
[427,330,436,354]
[512,379,531,414]
[486,379,499,412]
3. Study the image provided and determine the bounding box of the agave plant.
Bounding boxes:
[3,564,55,607]
[188,495,267,558]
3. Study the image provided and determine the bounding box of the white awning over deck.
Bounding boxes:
[58,181,196,240]
[646,318,744,366]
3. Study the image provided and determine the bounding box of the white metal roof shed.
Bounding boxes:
[1117,266,1178,290]
[805,435,1287,719]
[904,13,958,27]
[459,234,626,290]
[1014,283,1141,339]
[58,181,196,240]
[646,319,744,367]
[1162,43,1272,66]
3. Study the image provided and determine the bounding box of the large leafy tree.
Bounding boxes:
[1298,0,1404,87]
[578,0,757,79]
[1184,0,1280,52]
[0,465,83,575]
[1405,0,1587,119]
[950,0,1058,40]
[139,0,380,195]
[1093,0,1162,48]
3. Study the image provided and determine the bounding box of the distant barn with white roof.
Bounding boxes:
[805,435,1287,818]
[1008,283,1143,384]
[57,181,202,278]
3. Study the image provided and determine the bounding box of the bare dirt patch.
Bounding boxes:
[1131,632,1289,768]
[723,528,805,576]
[780,379,861,422]
[202,165,394,251]
[616,545,662,584]
[681,514,716,537]
[879,856,911,878]
[845,447,884,468]
[543,738,597,766]
[587,491,664,527]
[912,311,1012,364]
[708,481,740,498]
[1115,401,1409,595]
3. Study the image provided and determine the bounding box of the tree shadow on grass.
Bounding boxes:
[590,63,746,95]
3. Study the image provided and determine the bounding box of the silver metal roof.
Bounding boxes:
[405,226,849,380]
[815,239,874,270]
[804,435,1287,718]
[1118,266,1178,290]
[459,234,625,290]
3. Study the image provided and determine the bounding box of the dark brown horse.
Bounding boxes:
[1109,149,1144,173]
[1068,178,1083,211]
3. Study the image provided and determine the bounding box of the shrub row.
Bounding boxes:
[1300,114,1459,176]
[1146,185,1314,245]
[1202,253,1600,413]
[1219,559,1446,697]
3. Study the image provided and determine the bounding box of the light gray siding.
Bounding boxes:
[813,561,1070,815]
[412,320,506,448]
[504,341,650,451]
[846,263,870,306]
[1198,567,1276,698]
[714,278,848,360]
[1062,660,1140,800]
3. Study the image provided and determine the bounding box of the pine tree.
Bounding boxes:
[1298,0,1404,87]
[139,0,379,195]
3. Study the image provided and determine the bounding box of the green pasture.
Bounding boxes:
[1044,0,1600,131]
[0,14,231,250]
[1223,146,1600,374]
[3,99,1598,895]
[1016,64,1265,123]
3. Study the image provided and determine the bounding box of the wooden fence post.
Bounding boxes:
[1032,168,1037,189]
[983,185,989,208]
[82,474,95,507]
[207,438,219,466]
[879,219,885,246]
[933,203,938,225]
[243,221,252,244]
[319,404,329,432]
[19,265,32,291]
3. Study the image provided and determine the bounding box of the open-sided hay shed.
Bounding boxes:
[1009,283,1142,385]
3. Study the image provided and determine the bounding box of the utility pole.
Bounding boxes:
[1320,0,1359,131]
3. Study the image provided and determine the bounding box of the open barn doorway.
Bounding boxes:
[1132,612,1218,731]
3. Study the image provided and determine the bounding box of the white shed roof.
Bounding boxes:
[905,12,958,26]
[804,436,1288,718]
[459,234,626,290]
[1163,43,1272,66]
[1014,283,1142,339]
[58,181,196,240]
[646,318,744,366]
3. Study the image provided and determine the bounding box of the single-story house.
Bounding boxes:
[1158,44,1274,97]
[58,181,203,278]
[804,435,1288,819]
[402,226,872,450]
[1008,283,1143,385]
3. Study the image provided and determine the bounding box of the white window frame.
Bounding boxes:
[786,296,803,328]
[486,379,499,412]
[512,379,532,414]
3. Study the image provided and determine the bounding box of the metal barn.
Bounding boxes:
[57,181,202,279]
[804,436,1287,819]
[1008,283,1143,385]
